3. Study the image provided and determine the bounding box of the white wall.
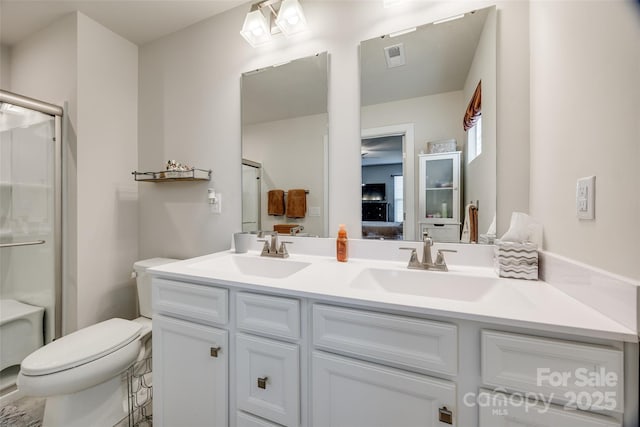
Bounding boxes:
[463,6,497,234]
[9,12,139,332]
[0,44,10,88]
[529,1,640,279]
[139,0,530,260]
[243,113,327,237]
[76,14,139,328]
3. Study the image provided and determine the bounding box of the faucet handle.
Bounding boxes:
[400,247,422,269]
[279,241,292,258]
[434,249,457,271]
[257,239,270,253]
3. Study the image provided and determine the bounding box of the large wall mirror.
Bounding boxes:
[241,52,329,237]
[360,6,496,243]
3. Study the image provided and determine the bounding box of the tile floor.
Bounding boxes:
[0,396,44,427]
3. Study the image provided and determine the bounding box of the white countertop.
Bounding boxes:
[150,248,638,343]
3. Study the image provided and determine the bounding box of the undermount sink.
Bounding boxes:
[189,254,310,279]
[349,268,499,302]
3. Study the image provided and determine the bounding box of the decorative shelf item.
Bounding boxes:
[132,168,211,182]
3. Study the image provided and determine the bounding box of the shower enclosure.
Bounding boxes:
[0,90,62,397]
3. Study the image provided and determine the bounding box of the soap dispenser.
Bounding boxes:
[336,224,348,262]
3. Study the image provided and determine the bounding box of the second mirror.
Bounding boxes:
[241,52,329,238]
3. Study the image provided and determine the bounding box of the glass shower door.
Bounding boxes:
[0,100,59,395]
[242,160,261,233]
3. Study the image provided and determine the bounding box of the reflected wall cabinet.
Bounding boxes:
[418,152,462,242]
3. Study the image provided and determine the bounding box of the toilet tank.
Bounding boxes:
[133,258,179,318]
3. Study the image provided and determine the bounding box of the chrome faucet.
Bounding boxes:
[400,232,457,271]
[257,231,292,258]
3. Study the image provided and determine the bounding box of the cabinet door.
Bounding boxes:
[478,390,621,427]
[418,152,461,226]
[312,352,456,427]
[153,315,228,427]
[236,333,299,426]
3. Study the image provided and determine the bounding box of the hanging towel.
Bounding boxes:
[274,224,296,234]
[267,190,285,216]
[286,189,307,218]
[460,203,473,243]
[470,204,479,243]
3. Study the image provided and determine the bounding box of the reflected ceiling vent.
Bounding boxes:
[384,43,406,68]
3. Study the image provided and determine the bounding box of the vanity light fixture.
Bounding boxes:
[240,0,308,47]
[275,0,308,36]
[240,6,272,47]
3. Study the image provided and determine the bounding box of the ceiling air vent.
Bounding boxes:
[384,43,406,68]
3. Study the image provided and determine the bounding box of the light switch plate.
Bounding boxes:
[308,206,321,217]
[210,193,222,214]
[576,176,595,220]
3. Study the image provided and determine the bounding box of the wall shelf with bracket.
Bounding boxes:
[132,168,211,182]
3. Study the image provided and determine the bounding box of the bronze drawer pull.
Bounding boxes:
[438,406,453,424]
[257,376,268,389]
[210,346,221,358]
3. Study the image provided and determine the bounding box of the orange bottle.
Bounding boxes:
[336,224,348,262]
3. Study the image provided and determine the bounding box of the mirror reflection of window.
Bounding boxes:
[393,175,404,222]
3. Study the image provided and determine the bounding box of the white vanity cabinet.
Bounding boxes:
[479,330,624,427]
[153,315,229,427]
[234,291,302,427]
[478,389,622,427]
[152,279,230,427]
[152,275,633,427]
[311,304,458,426]
[312,351,456,427]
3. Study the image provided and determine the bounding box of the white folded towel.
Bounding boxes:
[460,203,474,243]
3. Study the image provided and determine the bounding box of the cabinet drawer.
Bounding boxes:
[313,304,457,375]
[152,278,228,326]
[420,223,460,242]
[478,389,621,427]
[237,411,282,427]
[481,330,624,413]
[312,351,457,427]
[236,292,300,340]
[236,333,299,426]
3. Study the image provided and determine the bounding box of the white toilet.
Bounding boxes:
[17,258,177,427]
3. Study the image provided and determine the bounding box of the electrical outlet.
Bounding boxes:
[576,176,595,220]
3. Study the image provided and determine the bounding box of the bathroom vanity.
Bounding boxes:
[150,238,638,427]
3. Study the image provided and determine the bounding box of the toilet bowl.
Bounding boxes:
[16,258,177,427]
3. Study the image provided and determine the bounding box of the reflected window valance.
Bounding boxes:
[463,80,481,131]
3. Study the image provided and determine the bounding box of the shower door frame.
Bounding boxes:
[0,90,63,340]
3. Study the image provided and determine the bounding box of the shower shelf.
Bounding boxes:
[132,168,211,182]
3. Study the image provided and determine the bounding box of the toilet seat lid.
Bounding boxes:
[21,318,142,376]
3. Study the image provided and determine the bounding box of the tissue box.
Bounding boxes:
[494,241,538,280]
